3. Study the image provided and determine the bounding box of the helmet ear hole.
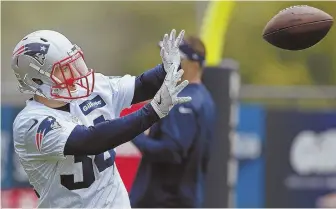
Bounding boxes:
[32,78,43,85]
[40,38,48,42]
[14,57,19,67]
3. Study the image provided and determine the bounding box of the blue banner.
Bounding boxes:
[235,104,265,208]
[1,106,31,190]
[265,110,336,208]
[2,106,16,189]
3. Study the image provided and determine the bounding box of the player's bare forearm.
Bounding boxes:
[64,103,160,155]
[131,64,166,104]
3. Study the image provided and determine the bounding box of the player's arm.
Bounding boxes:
[131,29,184,104]
[64,66,191,156]
[132,104,197,164]
[131,64,166,104]
[64,103,158,155]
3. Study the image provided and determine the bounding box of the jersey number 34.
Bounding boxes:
[60,115,116,190]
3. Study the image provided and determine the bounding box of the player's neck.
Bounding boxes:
[186,77,201,84]
[183,69,202,84]
[33,95,68,109]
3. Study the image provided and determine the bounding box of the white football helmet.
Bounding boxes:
[11,30,94,101]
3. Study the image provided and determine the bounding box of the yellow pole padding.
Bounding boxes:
[200,1,236,66]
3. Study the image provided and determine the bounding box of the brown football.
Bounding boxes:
[262,5,333,50]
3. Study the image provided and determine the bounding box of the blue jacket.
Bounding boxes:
[130,83,216,208]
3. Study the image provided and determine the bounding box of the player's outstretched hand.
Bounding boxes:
[160,29,185,73]
[151,66,191,118]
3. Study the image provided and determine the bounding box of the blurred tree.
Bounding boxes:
[110,2,198,75]
[1,1,197,84]
[223,1,336,85]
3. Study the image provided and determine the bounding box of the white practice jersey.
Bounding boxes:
[13,73,135,208]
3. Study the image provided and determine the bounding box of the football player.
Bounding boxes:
[12,29,191,208]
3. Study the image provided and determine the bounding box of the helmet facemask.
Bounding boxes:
[49,46,94,100]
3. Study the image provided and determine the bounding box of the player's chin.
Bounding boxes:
[69,85,76,92]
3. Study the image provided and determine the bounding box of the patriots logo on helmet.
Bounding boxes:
[13,42,50,65]
[35,116,61,152]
